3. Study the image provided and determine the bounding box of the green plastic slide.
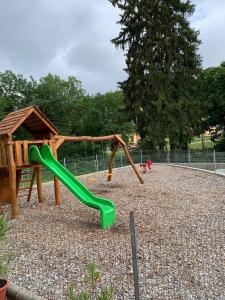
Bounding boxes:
[29,144,116,229]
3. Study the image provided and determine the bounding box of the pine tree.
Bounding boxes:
[110,0,202,149]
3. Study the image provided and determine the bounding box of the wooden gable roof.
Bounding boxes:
[0,106,60,136]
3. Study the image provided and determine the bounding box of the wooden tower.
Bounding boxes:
[0,106,60,218]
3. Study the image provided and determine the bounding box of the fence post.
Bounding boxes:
[140,150,143,164]
[96,154,99,173]
[63,157,66,167]
[167,150,170,164]
[188,149,191,167]
[213,150,217,172]
[129,211,140,300]
[74,163,77,174]
[120,152,123,167]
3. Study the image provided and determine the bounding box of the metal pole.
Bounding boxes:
[63,157,66,167]
[129,211,140,300]
[167,150,170,164]
[92,142,95,160]
[188,149,191,167]
[213,150,217,172]
[74,163,77,174]
[96,154,99,173]
[120,152,123,167]
[84,142,88,166]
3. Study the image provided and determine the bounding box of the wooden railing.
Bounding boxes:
[0,139,53,168]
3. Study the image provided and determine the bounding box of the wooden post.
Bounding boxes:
[107,142,119,182]
[122,145,144,184]
[36,166,44,204]
[51,141,61,206]
[27,168,36,202]
[7,138,19,218]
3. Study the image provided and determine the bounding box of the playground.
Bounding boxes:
[1,165,225,299]
[0,106,225,299]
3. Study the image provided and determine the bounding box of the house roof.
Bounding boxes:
[0,106,60,136]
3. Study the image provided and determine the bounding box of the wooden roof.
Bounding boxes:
[0,106,60,136]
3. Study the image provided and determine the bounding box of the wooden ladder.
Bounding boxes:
[17,168,36,202]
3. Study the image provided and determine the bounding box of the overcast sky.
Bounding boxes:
[0,0,224,94]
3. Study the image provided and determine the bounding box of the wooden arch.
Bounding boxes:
[54,134,144,184]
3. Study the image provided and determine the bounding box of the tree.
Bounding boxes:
[63,91,135,157]
[0,97,6,120]
[197,62,225,150]
[198,62,225,128]
[35,74,85,135]
[0,70,37,114]
[110,0,202,149]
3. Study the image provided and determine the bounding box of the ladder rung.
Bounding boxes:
[19,194,28,197]
[20,179,31,183]
[19,187,30,191]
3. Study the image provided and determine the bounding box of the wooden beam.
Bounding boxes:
[55,137,65,150]
[23,141,29,164]
[15,141,23,166]
[36,166,44,204]
[122,145,144,184]
[27,168,36,202]
[55,135,119,143]
[107,142,119,182]
[51,141,61,206]
[7,137,20,218]
[1,141,7,167]
[115,134,126,146]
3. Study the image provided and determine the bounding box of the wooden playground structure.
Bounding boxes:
[0,106,143,219]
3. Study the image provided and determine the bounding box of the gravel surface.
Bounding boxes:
[1,165,225,299]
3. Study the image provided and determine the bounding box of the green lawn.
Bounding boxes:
[189,136,215,150]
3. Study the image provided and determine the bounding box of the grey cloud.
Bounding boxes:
[0,0,224,94]
[192,0,225,67]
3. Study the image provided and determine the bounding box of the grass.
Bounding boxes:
[189,136,215,150]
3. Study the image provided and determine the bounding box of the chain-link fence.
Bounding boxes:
[60,149,225,176]
[19,149,225,189]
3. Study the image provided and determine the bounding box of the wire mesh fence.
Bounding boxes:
[54,149,225,178]
[20,149,225,184]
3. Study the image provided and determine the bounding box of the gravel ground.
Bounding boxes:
[1,165,225,299]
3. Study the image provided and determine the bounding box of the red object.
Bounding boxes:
[0,280,8,300]
[140,160,152,173]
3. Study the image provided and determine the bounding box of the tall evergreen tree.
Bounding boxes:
[111,0,202,149]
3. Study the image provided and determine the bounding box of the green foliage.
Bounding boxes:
[0,70,134,158]
[67,285,89,300]
[67,261,113,300]
[215,132,225,151]
[111,0,202,149]
[35,74,85,135]
[0,216,9,242]
[0,216,10,278]
[85,260,101,290]
[198,62,225,129]
[197,62,225,150]
[98,288,113,300]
